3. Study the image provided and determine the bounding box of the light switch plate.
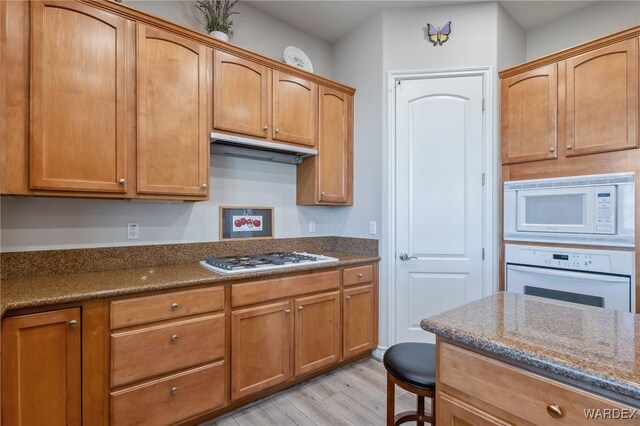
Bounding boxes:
[309,220,317,233]
[369,221,377,235]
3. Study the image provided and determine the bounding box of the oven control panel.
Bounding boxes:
[505,244,634,275]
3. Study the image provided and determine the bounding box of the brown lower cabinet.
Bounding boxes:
[436,339,637,425]
[343,284,375,358]
[0,264,378,425]
[1,308,82,426]
[231,300,294,400]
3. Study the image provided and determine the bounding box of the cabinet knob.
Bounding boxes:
[201,183,208,189]
[118,178,126,185]
[170,386,178,395]
[298,306,304,311]
[345,296,351,300]
[69,320,79,328]
[171,303,179,310]
[284,309,291,314]
[275,128,280,133]
[321,192,325,196]
[357,273,364,278]
[546,404,562,419]
[566,145,573,150]
[263,125,268,131]
[549,147,555,152]
[171,334,179,343]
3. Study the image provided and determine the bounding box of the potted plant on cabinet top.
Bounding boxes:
[195,0,239,42]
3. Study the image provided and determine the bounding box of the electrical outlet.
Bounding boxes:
[369,221,377,235]
[309,220,317,233]
[127,223,140,240]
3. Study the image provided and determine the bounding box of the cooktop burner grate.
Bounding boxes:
[200,252,339,274]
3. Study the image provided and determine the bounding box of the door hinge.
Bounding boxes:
[482,173,486,186]
[482,98,485,111]
[482,248,485,260]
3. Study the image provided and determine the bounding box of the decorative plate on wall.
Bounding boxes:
[284,46,313,72]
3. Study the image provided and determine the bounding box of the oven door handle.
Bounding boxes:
[507,265,630,283]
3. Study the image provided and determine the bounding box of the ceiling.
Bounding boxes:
[245,0,597,42]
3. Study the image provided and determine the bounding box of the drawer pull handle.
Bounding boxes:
[357,273,364,278]
[546,404,562,419]
[346,296,351,300]
[69,320,79,328]
[284,309,291,315]
[170,386,178,395]
[171,303,179,310]
[171,334,179,343]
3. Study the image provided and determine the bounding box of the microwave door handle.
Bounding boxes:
[507,265,629,283]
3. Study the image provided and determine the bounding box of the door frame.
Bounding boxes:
[384,67,496,348]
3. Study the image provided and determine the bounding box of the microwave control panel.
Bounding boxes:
[595,186,616,234]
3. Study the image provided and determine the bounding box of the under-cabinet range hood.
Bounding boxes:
[210,132,317,165]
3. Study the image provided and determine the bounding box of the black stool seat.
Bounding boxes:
[383,342,436,390]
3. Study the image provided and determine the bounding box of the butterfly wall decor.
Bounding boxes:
[423,21,452,46]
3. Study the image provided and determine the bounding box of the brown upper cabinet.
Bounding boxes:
[501,64,558,164]
[272,71,318,147]
[564,38,638,157]
[30,1,129,193]
[297,88,353,205]
[213,50,270,139]
[501,31,640,165]
[137,25,210,197]
[1,0,354,203]
[213,52,318,148]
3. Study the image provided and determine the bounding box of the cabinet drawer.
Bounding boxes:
[232,270,339,307]
[111,287,224,329]
[111,314,224,387]
[343,265,373,286]
[439,342,633,425]
[111,362,225,426]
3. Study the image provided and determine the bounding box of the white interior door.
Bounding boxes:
[395,75,485,343]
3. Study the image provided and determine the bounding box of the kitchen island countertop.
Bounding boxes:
[421,292,640,405]
[1,252,379,316]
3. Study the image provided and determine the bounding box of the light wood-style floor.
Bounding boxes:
[200,357,431,426]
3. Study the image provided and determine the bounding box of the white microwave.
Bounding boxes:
[504,173,635,247]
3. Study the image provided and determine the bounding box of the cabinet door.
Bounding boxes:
[565,38,638,156]
[437,392,513,426]
[318,87,352,203]
[213,51,269,138]
[137,25,209,197]
[272,71,317,147]
[501,64,557,164]
[231,300,293,400]
[343,284,374,358]
[294,291,341,376]
[2,308,81,426]
[30,1,128,192]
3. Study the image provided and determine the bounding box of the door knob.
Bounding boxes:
[399,253,417,261]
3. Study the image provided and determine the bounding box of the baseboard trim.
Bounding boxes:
[372,346,387,361]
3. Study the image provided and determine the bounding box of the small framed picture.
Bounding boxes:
[219,206,274,240]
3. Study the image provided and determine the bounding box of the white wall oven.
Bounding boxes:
[505,244,635,313]
[504,173,635,247]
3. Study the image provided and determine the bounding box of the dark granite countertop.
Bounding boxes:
[421,292,640,405]
[1,252,379,316]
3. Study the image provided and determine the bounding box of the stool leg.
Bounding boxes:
[430,394,436,425]
[386,373,395,426]
[417,395,425,426]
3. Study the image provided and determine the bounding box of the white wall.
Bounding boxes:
[497,3,526,72]
[331,10,385,351]
[0,0,336,252]
[126,0,333,77]
[526,1,640,60]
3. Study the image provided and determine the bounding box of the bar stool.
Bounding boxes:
[383,342,436,426]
